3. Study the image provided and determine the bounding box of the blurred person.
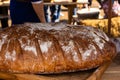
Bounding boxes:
[81,0,92,8]
[10,0,46,25]
[50,5,61,22]
[44,5,51,22]
[97,0,103,9]
[44,0,51,22]
[44,0,61,22]
[88,0,92,8]
[72,0,77,15]
[102,0,120,18]
[112,0,120,16]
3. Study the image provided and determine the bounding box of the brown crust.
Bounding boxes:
[0,23,116,74]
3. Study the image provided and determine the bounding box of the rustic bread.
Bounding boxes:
[0,23,116,74]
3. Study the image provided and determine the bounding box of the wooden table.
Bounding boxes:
[0,2,88,24]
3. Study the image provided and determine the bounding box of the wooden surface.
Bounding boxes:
[0,2,88,6]
[102,53,120,80]
[0,69,96,80]
[108,0,112,36]
[0,53,120,80]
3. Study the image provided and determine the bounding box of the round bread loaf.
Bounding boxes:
[0,23,116,74]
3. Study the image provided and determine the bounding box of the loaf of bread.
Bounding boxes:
[0,23,116,74]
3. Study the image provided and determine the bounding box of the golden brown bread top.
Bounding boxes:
[0,23,116,74]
